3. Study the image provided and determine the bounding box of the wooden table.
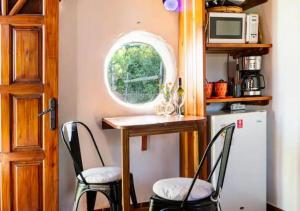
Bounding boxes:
[102,115,206,211]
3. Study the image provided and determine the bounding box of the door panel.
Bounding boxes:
[12,95,42,151]
[0,0,58,210]
[12,161,43,211]
[12,26,42,83]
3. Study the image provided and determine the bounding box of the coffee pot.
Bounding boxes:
[241,73,265,96]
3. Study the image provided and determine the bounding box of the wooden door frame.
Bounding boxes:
[44,0,59,210]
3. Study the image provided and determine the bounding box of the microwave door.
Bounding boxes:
[208,13,246,43]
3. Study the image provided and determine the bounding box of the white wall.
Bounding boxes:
[260,0,300,210]
[59,0,78,209]
[59,0,179,210]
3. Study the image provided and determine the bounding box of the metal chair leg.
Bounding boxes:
[86,191,97,211]
[130,173,138,208]
[149,197,159,211]
[73,184,86,211]
[110,184,121,211]
[110,200,121,211]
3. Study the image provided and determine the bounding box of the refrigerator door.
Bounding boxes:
[209,111,266,211]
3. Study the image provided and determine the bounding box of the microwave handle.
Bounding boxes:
[260,74,265,89]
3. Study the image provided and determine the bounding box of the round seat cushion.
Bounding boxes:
[78,166,121,183]
[153,177,214,201]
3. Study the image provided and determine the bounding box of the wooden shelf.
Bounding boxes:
[206,96,272,105]
[206,43,272,51]
[206,43,272,56]
[241,0,268,10]
[206,0,268,11]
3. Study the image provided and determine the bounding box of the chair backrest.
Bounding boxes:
[210,123,235,198]
[60,121,105,183]
[182,123,235,204]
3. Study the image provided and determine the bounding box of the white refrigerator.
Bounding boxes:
[208,110,266,211]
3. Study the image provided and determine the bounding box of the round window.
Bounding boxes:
[108,42,165,104]
[105,31,176,108]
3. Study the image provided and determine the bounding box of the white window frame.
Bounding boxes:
[104,31,177,110]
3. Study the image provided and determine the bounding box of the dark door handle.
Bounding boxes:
[39,98,56,130]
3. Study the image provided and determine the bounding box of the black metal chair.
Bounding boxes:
[149,123,236,211]
[61,121,138,211]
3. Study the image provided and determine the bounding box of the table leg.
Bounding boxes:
[198,121,208,178]
[121,129,130,211]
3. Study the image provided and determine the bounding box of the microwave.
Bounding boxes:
[208,12,246,43]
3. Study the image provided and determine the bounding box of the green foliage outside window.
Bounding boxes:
[108,42,165,104]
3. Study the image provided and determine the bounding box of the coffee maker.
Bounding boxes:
[237,56,265,96]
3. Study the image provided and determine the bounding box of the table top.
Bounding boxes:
[102,115,206,130]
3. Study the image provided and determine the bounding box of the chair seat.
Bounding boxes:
[78,166,121,183]
[153,177,214,201]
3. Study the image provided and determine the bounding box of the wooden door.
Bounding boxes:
[0,0,58,210]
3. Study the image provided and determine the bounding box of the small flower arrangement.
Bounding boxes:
[155,82,176,116]
[160,82,175,102]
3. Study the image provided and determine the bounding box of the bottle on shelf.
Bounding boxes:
[174,78,185,116]
[177,78,184,97]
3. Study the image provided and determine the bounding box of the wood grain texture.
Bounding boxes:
[12,161,42,211]
[0,0,58,210]
[13,26,42,83]
[1,0,7,15]
[43,0,59,210]
[1,24,11,85]
[0,84,44,94]
[0,151,45,161]
[12,95,42,151]
[1,162,11,210]
[207,6,243,13]
[128,123,204,137]
[206,43,272,49]
[1,94,11,153]
[242,0,268,10]
[0,16,44,24]
[206,96,272,104]
[206,43,272,55]
[121,129,130,211]
[178,0,207,178]
[102,115,205,130]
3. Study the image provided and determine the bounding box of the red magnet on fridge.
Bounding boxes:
[237,119,243,128]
